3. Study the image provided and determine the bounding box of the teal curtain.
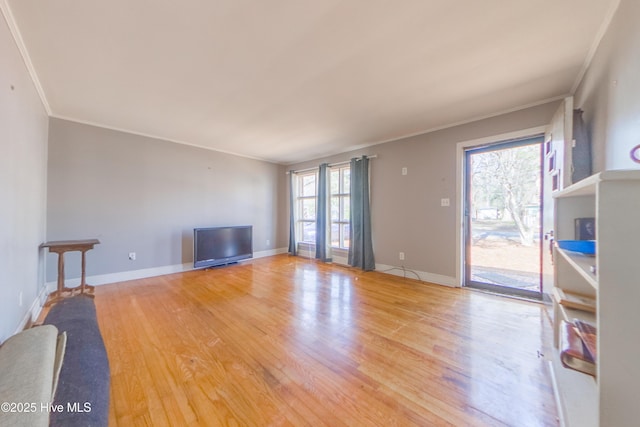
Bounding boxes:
[287,171,297,255]
[348,156,375,270]
[315,164,331,261]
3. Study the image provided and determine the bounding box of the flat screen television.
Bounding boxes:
[193,225,253,269]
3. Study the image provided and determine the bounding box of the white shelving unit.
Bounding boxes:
[550,170,640,427]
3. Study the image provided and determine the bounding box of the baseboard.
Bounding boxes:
[14,285,49,334]
[548,360,567,427]
[255,247,288,258]
[45,247,288,291]
[286,255,455,287]
[40,251,454,296]
[45,262,195,291]
[375,263,458,287]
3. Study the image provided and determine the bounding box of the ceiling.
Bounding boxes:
[4,0,617,164]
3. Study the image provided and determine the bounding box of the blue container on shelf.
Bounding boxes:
[557,239,596,255]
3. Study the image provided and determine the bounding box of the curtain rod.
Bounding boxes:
[287,155,377,174]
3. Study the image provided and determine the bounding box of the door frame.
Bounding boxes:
[463,136,544,299]
[455,126,548,288]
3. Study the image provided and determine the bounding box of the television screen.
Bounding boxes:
[193,226,252,268]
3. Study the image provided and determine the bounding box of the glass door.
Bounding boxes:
[464,136,544,299]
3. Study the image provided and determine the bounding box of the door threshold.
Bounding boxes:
[464,286,550,304]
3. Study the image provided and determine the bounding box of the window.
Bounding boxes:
[294,165,350,249]
[330,165,350,249]
[296,171,317,243]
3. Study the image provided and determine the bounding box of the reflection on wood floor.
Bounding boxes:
[96,254,558,426]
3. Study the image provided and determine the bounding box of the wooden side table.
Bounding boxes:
[40,239,100,306]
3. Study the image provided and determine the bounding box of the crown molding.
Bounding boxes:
[0,0,51,114]
[570,0,622,94]
[284,95,566,166]
[50,114,280,165]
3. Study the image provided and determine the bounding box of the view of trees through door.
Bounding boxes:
[465,138,543,297]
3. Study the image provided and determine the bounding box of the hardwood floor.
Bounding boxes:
[94,255,558,426]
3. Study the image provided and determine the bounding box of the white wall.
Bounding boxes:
[0,13,48,341]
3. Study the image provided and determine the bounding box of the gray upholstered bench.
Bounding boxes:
[0,325,65,427]
[0,295,109,427]
[44,295,110,427]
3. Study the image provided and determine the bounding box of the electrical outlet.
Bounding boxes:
[399,252,405,260]
[128,252,136,261]
[266,239,270,246]
[19,291,23,307]
[441,198,450,207]
[402,167,408,176]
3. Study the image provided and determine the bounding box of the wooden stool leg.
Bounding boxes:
[45,252,66,306]
[80,249,87,293]
[80,249,95,297]
[58,252,65,293]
